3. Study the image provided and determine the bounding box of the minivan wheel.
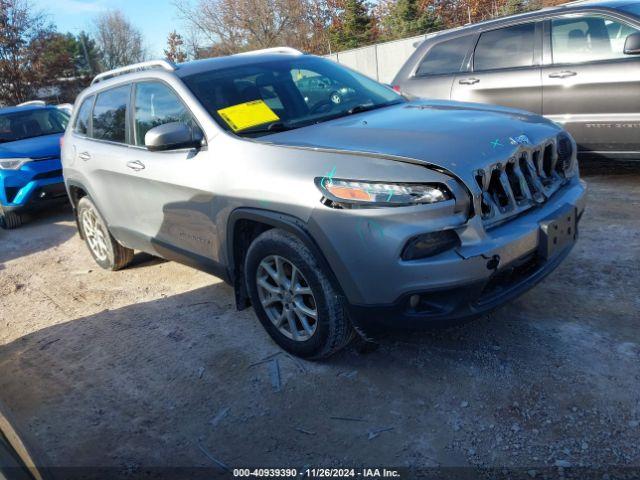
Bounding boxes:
[77,197,134,271]
[0,206,22,229]
[245,229,354,359]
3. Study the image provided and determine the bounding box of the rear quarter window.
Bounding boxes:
[416,35,476,76]
[92,85,130,143]
[74,96,94,135]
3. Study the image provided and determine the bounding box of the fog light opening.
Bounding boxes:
[401,230,460,261]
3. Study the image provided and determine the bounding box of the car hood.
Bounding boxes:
[0,133,62,159]
[262,99,563,186]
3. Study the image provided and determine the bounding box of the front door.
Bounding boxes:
[452,21,543,114]
[124,81,219,264]
[542,13,640,154]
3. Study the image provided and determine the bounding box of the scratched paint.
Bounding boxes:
[356,219,385,245]
[320,166,336,188]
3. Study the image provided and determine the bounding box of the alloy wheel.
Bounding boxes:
[81,208,109,262]
[256,255,318,341]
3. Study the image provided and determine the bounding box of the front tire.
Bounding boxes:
[0,206,22,229]
[245,229,354,359]
[77,197,133,271]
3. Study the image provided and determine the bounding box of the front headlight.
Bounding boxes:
[315,177,452,207]
[0,158,30,170]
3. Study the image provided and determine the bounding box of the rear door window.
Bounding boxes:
[474,23,536,71]
[74,96,94,135]
[92,85,130,143]
[416,35,476,76]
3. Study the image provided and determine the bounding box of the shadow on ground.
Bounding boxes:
[580,158,640,176]
[0,205,75,266]
[0,275,638,475]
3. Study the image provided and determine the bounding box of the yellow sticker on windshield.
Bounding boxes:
[217,100,280,132]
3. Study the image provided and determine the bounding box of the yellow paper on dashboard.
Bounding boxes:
[217,100,280,132]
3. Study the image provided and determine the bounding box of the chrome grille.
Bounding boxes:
[475,136,573,227]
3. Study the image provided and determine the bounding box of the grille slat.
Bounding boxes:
[476,137,572,227]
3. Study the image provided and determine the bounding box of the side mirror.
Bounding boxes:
[145,122,204,152]
[624,32,640,55]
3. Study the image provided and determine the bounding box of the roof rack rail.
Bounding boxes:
[91,60,177,85]
[17,100,46,107]
[235,47,303,56]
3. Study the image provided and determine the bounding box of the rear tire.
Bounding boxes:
[0,206,22,229]
[77,197,133,271]
[245,229,354,359]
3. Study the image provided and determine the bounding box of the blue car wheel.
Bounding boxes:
[0,205,22,229]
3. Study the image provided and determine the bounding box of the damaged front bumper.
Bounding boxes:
[310,176,587,329]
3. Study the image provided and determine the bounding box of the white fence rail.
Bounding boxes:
[325,34,428,83]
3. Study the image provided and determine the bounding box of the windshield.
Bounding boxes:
[182,56,404,137]
[619,3,640,18]
[0,108,69,144]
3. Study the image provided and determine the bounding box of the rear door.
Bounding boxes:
[79,84,141,245]
[542,13,640,154]
[399,34,477,100]
[452,21,543,113]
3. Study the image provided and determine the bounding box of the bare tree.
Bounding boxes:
[94,10,146,70]
[164,30,187,63]
[0,0,48,104]
[174,0,338,55]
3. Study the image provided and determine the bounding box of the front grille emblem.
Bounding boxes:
[509,134,531,145]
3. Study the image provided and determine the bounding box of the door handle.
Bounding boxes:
[459,77,480,85]
[126,160,146,172]
[78,151,91,161]
[548,70,577,79]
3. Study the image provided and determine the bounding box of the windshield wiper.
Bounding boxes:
[346,104,377,115]
[238,122,295,135]
[301,100,404,127]
[346,100,404,115]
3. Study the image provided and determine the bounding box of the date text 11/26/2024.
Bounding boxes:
[233,468,401,478]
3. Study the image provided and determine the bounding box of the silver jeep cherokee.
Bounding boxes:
[62,48,587,359]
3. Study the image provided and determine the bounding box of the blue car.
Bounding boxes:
[0,104,69,229]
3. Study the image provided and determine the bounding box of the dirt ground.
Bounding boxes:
[0,162,639,479]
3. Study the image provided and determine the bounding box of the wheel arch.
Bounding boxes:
[65,180,91,239]
[226,208,346,311]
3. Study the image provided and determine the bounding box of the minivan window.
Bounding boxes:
[551,16,640,64]
[416,35,476,76]
[74,96,94,136]
[92,85,130,143]
[474,23,536,71]
[182,56,403,137]
[134,82,196,146]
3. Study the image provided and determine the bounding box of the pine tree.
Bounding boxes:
[75,31,101,75]
[381,0,439,41]
[329,0,375,50]
[164,30,188,63]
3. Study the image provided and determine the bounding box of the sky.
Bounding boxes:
[33,0,179,57]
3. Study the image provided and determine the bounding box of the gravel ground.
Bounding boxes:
[0,162,639,479]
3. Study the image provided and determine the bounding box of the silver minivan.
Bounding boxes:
[393,0,640,160]
[62,49,586,358]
